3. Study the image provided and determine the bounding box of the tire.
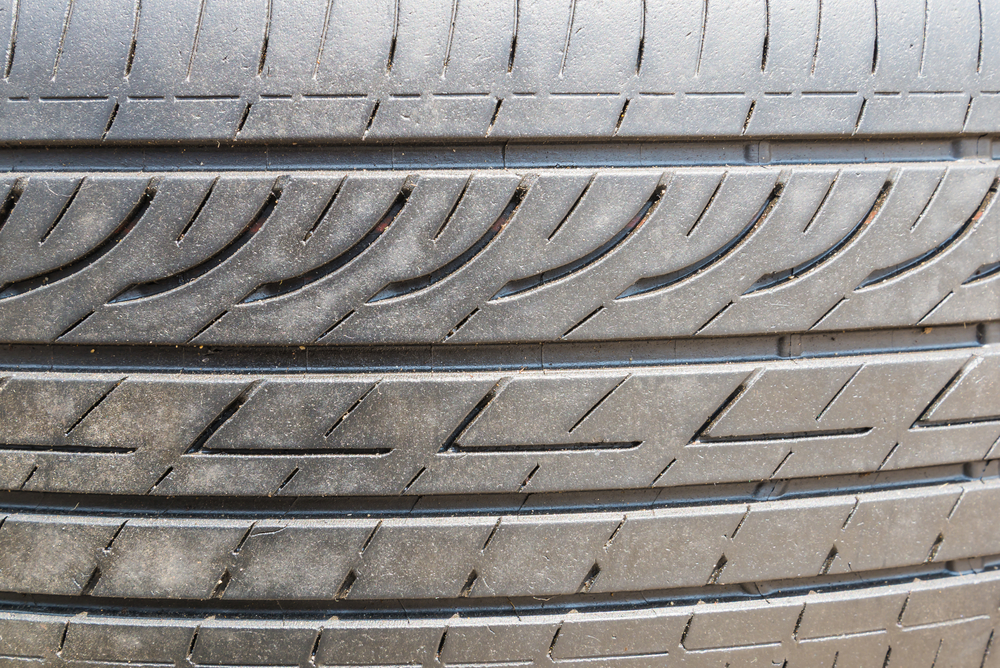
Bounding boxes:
[1,0,999,666]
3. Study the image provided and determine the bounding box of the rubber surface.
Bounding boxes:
[0,163,996,345]
[0,345,998,496]
[2,0,1000,665]
[1,0,1000,141]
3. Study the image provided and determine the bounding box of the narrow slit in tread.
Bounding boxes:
[50,0,75,79]
[185,380,262,454]
[4,0,18,79]
[64,377,124,436]
[39,178,84,243]
[257,0,271,76]
[485,98,503,137]
[561,305,603,338]
[433,175,473,241]
[614,98,630,136]
[706,555,727,585]
[401,467,426,494]
[447,441,642,454]
[635,0,645,74]
[547,172,596,241]
[802,171,838,234]
[312,0,334,79]
[186,310,228,343]
[439,379,509,452]
[695,427,871,445]
[209,568,231,599]
[459,570,478,597]
[519,463,540,492]
[507,0,519,72]
[79,566,101,596]
[101,102,119,141]
[686,173,725,237]
[186,0,207,80]
[362,100,380,140]
[964,261,1000,285]
[124,0,141,77]
[442,307,478,341]
[559,0,577,77]
[578,563,601,593]
[0,178,24,234]
[386,0,400,72]
[569,374,630,433]
[315,310,355,341]
[146,466,173,494]
[441,0,459,76]
[275,467,299,492]
[325,382,381,438]
[176,177,218,243]
[302,177,346,243]
[233,101,252,138]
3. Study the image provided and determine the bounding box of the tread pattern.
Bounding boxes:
[2,570,999,666]
[0,163,996,346]
[0,0,999,141]
[1,345,998,497]
[1,478,999,600]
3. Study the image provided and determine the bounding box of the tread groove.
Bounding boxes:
[110,181,281,304]
[3,0,17,79]
[858,179,999,290]
[243,178,410,304]
[0,180,156,300]
[495,179,665,302]
[371,176,531,303]
[618,180,783,299]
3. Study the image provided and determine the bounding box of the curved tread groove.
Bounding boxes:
[243,180,414,304]
[367,176,532,304]
[490,181,666,303]
[744,179,893,295]
[0,181,157,300]
[617,181,785,299]
[109,180,282,304]
[857,178,998,290]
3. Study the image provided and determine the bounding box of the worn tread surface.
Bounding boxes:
[4,1,1000,662]
[1,477,1000,600]
[2,570,1000,666]
[0,0,999,141]
[0,344,998,496]
[0,163,995,345]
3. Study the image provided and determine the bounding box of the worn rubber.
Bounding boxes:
[0,163,996,345]
[0,0,999,142]
[2,0,1000,665]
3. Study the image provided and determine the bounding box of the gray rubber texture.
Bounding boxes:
[3,0,1000,665]
[0,344,998,496]
[0,0,999,142]
[0,162,996,345]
